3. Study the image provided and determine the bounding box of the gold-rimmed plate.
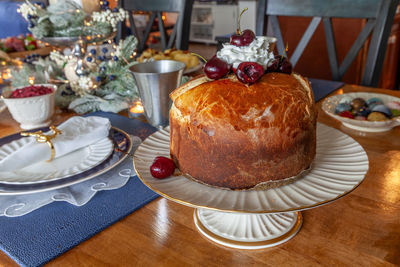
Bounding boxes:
[133,123,369,213]
[0,127,132,195]
[0,137,113,184]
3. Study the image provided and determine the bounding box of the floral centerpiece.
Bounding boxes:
[18,0,127,38]
[8,36,191,114]
[8,1,190,115]
[9,36,139,114]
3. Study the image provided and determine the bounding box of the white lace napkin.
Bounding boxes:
[0,135,142,217]
[0,116,111,172]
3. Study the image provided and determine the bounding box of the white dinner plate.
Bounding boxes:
[133,123,369,213]
[0,127,132,195]
[0,137,113,184]
[322,92,400,132]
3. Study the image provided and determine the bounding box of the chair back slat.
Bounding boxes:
[139,12,157,52]
[323,18,339,80]
[121,0,185,13]
[118,0,194,53]
[362,0,398,85]
[338,19,376,80]
[269,16,285,54]
[267,0,381,18]
[290,17,321,67]
[168,23,178,49]
[256,0,399,86]
[157,12,168,50]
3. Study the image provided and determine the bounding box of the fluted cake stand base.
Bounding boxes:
[194,209,302,249]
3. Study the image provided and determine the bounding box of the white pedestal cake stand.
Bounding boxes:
[133,123,369,249]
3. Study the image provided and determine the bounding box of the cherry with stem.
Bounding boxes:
[230,8,255,47]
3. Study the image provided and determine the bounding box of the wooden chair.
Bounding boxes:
[256,0,399,87]
[117,0,194,53]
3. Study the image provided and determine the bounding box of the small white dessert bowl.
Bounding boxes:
[1,84,57,130]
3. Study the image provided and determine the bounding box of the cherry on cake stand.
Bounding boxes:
[133,123,369,249]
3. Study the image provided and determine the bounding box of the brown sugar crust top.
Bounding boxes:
[171,72,314,134]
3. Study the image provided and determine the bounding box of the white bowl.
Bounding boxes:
[2,84,57,130]
[322,92,400,132]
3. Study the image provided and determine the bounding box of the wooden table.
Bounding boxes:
[0,84,400,266]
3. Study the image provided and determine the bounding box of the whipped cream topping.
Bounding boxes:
[216,36,275,70]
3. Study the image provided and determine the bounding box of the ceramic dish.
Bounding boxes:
[322,92,400,132]
[2,84,57,130]
[0,137,113,184]
[39,32,116,46]
[0,127,131,195]
[133,123,369,213]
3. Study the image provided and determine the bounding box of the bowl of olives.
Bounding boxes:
[322,92,400,132]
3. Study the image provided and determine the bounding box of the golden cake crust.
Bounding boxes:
[169,72,317,190]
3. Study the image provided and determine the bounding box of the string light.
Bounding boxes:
[129,100,144,117]
[28,76,35,85]
[1,69,11,80]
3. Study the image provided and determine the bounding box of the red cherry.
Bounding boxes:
[267,55,292,74]
[150,156,175,179]
[204,56,230,80]
[338,111,355,119]
[230,29,255,47]
[230,8,255,47]
[267,57,280,72]
[236,62,264,84]
[279,58,292,74]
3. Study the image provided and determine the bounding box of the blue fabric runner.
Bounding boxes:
[0,79,343,267]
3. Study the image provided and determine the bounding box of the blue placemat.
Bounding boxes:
[0,112,159,267]
[309,78,344,102]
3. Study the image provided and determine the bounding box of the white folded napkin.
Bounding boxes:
[0,135,143,217]
[0,116,111,172]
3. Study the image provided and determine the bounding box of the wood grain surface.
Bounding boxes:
[0,84,399,266]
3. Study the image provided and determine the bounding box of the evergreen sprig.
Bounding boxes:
[9,35,190,114]
[23,0,115,39]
